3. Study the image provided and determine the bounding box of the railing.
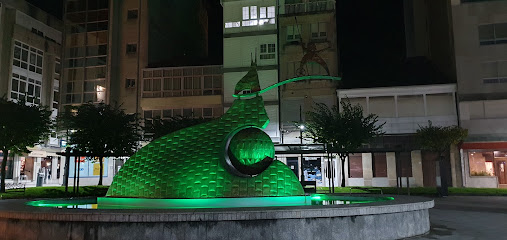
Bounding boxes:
[281,1,335,15]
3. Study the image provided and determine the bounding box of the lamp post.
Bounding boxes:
[299,105,305,182]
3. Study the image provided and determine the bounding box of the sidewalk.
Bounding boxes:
[411,196,507,239]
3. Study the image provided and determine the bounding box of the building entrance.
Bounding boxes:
[495,160,507,185]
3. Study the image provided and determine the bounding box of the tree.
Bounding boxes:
[145,116,211,140]
[59,103,141,185]
[416,121,467,196]
[0,98,52,192]
[305,99,384,187]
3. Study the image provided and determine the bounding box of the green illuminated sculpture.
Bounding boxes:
[107,62,340,199]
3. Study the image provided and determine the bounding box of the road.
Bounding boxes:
[410,196,507,239]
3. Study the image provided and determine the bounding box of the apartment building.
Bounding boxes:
[222,0,280,143]
[451,0,507,188]
[0,0,63,183]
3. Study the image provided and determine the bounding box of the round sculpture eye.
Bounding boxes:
[224,127,274,177]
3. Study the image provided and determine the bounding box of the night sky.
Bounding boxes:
[27,0,442,88]
[27,0,63,19]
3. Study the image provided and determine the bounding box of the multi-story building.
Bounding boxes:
[222,0,280,143]
[275,0,339,183]
[0,0,63,184]
[338,84,459,188]
[141,65,224,130]
[451,0,507,188]
[61,0,222,185]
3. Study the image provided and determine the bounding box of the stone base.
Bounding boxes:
[0,195,433,240]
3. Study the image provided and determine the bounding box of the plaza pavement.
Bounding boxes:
[410,196,507,239]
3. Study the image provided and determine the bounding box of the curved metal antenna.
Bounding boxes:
[233,75,342,98]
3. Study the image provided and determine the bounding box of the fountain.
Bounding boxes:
[0,63,433,240]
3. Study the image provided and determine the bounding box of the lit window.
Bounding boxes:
[250,6,257,19]
[242,7,249,20]
[225,21,240,28]
[260,7,266,19]
[268,6,275,18]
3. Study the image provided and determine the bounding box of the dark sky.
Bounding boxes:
[336,0,407,88]
[27,0,63,19]
[27,0,426,87]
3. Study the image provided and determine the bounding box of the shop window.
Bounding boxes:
[467,151,507,183]
[372,153,387,177]
[348,154,363,178]
[469,150,507,185]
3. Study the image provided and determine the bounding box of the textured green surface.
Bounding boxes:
[107,64,304,199]
[229,128,274,166]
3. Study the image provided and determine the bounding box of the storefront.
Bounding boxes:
[462,142,507,188]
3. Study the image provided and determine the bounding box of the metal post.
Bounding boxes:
[73,156,78,194]
[64,148,71,193]
[76,156,81,196]
[299,105,304,182]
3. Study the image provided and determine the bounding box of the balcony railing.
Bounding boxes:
[281,1,335,15]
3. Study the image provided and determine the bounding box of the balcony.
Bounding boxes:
[280,1,335,16]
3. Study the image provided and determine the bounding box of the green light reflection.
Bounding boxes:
[27,195,394,210]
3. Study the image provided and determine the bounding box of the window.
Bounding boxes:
[10,73,42,105]
[479,23,507,45]
[260,43,276,60]
[311,22,327,39]
[267,6,275,18]
[225,22,240,28]
[13,41,43,74]
[481,61,507,84]
[372,153,387,177]
[242,7,250,20]
[53,79,59,109]
[468,151,507,184]
[287,25,302,41]
[241,6,275,27]
[126,78,136,88]
[143,66,222,98]
[55,58,61,75]
[127,9,138,20]
[250,6,257,19]
[126,43,137,54]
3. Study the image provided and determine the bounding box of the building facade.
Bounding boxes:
[223,0,280,143]
[338,84,460,188]
[61,0,223,186]
[0,0,63,184]
[451,0,507,188]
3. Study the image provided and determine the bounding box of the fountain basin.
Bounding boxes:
[0,194,433,240]
[27,194,394,209]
